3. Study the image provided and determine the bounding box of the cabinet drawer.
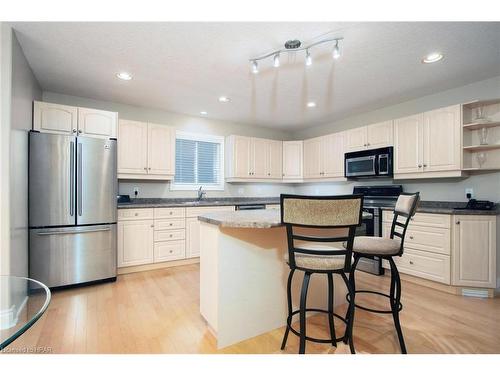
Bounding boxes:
[154,240,186,262]
[383,223,450,255]
[154,207,185,219]
[118,208,154,221]
[154,218,185,230]
[154,229,185,242]
[382,210,451,228]
[384,248,450,284]
[185,205,235,218]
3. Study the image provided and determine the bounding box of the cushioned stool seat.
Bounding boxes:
[285,252,346,271]
[350,236,401,255]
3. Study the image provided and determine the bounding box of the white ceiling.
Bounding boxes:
[11,22,500,130]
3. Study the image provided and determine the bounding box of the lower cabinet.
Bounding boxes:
[117,219,154,267]
[118,205,235,269]
[452,215,497,288]
[382,211,497,289]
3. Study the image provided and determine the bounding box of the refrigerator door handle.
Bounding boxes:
[35,226,112,236]
[70,141,75,216]
[77,142,83,216]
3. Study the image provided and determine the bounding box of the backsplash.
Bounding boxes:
[119,171,500,202]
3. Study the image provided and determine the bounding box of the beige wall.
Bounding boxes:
[10,31,42,277]
[0,23,12,275]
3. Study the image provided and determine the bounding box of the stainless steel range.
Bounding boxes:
[352,185,403,275]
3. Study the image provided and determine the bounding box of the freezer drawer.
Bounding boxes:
[29,224,117,288]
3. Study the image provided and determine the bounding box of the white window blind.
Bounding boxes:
[171,132,224,190]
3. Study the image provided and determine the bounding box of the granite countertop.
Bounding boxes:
[117,197,280,209]
[381,201,500,216]
[198,210,373,229]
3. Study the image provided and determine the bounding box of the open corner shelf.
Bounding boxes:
[463,144,500,152]
[463,121,500,131]
[462,99,500,109]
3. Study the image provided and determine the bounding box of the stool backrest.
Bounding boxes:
[280,194,364,271]
[390,192,420,256]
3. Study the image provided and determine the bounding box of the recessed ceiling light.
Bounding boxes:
[307,101,316,108]
[218,96,230,103]
[116,72,132,80]
[422,52,444,64]
[200,111,208,115]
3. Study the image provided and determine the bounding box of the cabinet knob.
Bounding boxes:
[169,234,173,238]
[169,223,173,226]
[423,164,427,167]
[150,224,154,228]
[72,129,77,133]
[409,260,414,265]
[366,143,370,146]
[78,130,82,134]
[134,213,139,216]
[418,164,422,168]
[144,167,147,170]
[169,250,173,254]
[409,236,414,240]
[456,220,460,225]
[267,173,270,176]
[148,167,151,170]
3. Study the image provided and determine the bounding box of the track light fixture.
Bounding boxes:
[249,37,343,73]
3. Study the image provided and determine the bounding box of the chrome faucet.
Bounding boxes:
[197,186,206,201]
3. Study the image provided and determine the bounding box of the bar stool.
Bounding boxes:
[344,192,420,354]
[279,194,364,354]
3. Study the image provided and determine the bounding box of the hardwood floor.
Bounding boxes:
[6,264,500,354]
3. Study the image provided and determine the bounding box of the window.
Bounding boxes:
[170,132,225,191]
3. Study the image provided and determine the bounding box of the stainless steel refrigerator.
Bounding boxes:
[29,131,117,288]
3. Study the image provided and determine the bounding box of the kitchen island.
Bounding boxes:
[198,209,371,349]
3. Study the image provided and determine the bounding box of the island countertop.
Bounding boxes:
[198,209,373,228]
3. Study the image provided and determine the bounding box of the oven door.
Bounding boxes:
[346,155,376,177]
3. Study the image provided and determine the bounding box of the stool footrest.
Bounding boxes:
[346,290,403,314]
[286,308,347,344]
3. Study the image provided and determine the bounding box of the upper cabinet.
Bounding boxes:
[394,105,462,178]
[226,135,282,181]
[303,132,345,180]
[118,119,175,180]
[33,101,117,139]
[282,141,303,181]
[345,121,393,152]
[77,107,117,138]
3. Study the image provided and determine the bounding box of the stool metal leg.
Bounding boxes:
[299,272,311,354]
[343,255,360,344]
[327,273,337,347]
[341,272,356,354]
[281,269,295,350]
[389,257,407,354]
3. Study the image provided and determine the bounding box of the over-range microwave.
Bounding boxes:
[344,146,393,178]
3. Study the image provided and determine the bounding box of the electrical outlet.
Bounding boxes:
[134,187,139,197]
[465,188,473,199]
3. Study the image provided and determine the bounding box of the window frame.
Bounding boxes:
[170,131,225,191]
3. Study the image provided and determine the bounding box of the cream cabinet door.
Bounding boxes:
[282,141,303,180]
[323,132,345,177]
[33,101,78,135]
[394,114,423,174]
[303,137,323,178]
[423,105,461,172]
[232,136,251,178]
[117,220,154,267]
[251,138,269,178]
[118,120,148,175]
[77,107,117,139]
[186,217,201,258]
[147,123,175,176]
[452,215,496,288]
[267,140,283,178]
[366,120,393,149]
[345,126,367,152]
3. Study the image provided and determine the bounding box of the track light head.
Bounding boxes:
[251,60,259,74]
[305,50,312,66]
[332,41,341,60]
[273,53,280,68]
